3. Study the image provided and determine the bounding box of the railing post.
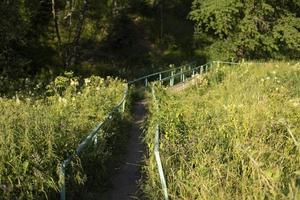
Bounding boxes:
[192,69,195,76]
[122,99,126,113]
[145,77,148,87]
[200,66,203,74]
[170,71,174,86]
[180,68,183,82]
[60,164,66,200]
[159,73,162,85]
[93,134,98,145]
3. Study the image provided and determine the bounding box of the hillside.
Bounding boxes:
[144,62,300,199]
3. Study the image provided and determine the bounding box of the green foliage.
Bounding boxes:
[1,0,58,77]
[0,75,126,199]
[144,62,300,199]
[189,0,300,60]
[0,0,199,78]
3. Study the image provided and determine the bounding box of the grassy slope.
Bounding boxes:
[144,62,300,199]
[0,76,127,199]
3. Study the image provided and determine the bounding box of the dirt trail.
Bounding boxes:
[102,100,147,200]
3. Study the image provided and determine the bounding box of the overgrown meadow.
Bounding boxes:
[144,62,300,199]
[0,74,127,199]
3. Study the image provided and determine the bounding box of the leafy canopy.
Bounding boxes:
[189,0,300,60]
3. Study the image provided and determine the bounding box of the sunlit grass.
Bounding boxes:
[0,75,125,199]
[144,62,300,199]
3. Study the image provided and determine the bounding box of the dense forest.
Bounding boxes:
[0,0,299,78]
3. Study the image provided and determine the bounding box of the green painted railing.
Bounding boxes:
[151,86,169,200]
[149,61,241,200]
[59,60,241,200]
[60,85,128,200]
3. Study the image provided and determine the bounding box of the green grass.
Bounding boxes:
[0,75,127,199]
[144,62,300,199]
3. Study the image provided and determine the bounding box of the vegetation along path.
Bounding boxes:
[102,100,147,200]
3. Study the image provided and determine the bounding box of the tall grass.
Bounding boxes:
[144,62,300,199]
[0,74,126,199]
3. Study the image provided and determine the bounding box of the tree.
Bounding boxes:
[0,0,53,75]
[189,0,300,60]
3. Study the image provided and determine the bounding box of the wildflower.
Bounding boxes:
[289,99,300,107]
[59,97,67,104]
[84,78,91,85]
[16,95,20,104]
[62,98,67,104]
[293,102,300,107]
[70,79,79,86]
[64,71,74,77]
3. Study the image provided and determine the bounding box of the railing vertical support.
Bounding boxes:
[159,73,162,85]
[122,99,126,113]
[93,134,98,145]
[60,165,66,200]
[180,68,183,82]
[152,87,169,200]
[170,71,174,86]
[145,77,148,87]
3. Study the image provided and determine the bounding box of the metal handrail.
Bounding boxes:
[128,65,186,85]
[60,60,241,199]
[60,85,128,200]
[151,86,169,200]
[148,61,244,200]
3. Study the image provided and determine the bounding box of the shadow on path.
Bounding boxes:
[101,100,147,200]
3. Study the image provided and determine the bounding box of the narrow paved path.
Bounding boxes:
[102,100,146,200]
[168,74,203,92]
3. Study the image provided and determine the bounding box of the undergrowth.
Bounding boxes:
[144,62,300,199]
[0,74,127,199]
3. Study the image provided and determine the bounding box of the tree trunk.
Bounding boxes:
[51,0,62,48]
[66,0,88,68]
[52,0,66,65]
